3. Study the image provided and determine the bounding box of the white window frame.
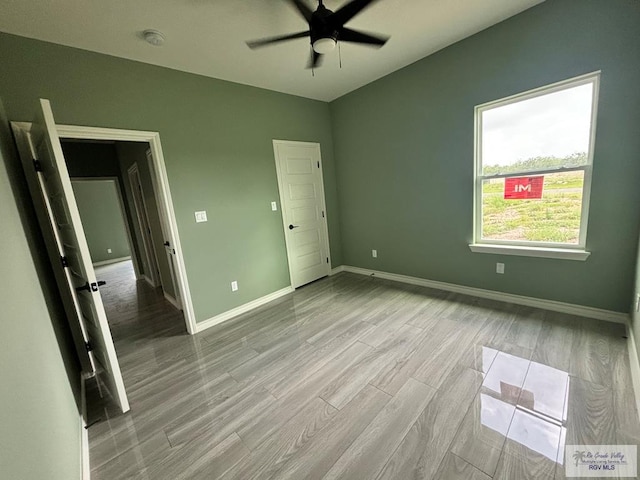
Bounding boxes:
[470,71,601,261]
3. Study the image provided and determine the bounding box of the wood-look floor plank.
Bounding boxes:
[221,397,337,479]
[88,261,640,480]
[376,366,483,480]
[433,452,492,480]
[410,297,490,389]
[323,378,436,480]
[610,340,640,442]
[319,324,424,409]
[91,429,172,480]
[262,321,376,398]
[564,376,617,446]
[89,371,240,469]
[493,450,555,480]
[275,385,391,480]
[148,431,250,480]
[236,341,373,449]
[503,305,544,350]
[570,324,613,388]
[164,386,276,448]
[449,389,515,476]
[368,317,462,395]
[531,312,577,372]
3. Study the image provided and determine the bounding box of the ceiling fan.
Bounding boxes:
[246,0,389,69]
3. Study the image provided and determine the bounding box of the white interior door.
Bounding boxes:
[145,149,182,309]
[128,163,160,287]
[16,99,129,413]
[273,140,331,288]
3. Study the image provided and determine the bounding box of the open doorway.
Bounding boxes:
[11,101,196,416]
[61,139,182,312]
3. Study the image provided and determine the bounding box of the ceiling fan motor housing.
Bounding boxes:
[310,4,338,44]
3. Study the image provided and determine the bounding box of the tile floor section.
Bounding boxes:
[87,261,640,479]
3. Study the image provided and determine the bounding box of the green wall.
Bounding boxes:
[330,0,640,312]
[0,32,342,323]
[71,179,131,263]
[0,100,81,479]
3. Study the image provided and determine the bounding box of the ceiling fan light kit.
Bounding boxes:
[312,37,337,54]
[246,0,389,69]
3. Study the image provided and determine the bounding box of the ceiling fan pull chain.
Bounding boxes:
[338,41,342,69]
[311,45,315,76]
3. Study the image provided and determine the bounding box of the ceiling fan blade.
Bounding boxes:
[332,0,382,27]
[288,0,314,22]
[338,27,388,46]
[307,50,323,69]
[246,30,310,49]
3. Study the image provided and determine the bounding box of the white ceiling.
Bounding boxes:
[0,0,544,102]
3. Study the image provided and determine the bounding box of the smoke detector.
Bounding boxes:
[143,30,165,47]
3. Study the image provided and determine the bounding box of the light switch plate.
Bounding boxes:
[195,211,207,223]
[271,201,278,211]
[231,281,238,292]
[496,262,505,274]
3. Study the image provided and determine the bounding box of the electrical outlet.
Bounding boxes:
[195,211,208,223]
[107,248,112,254]
[496,262,505,274]
[372,249,377,258]
[271,201,278,211]
[231,281,238,292]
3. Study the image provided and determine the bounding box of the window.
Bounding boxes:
[471,72,600,260]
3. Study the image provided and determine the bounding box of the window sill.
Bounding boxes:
[468,243,590,261]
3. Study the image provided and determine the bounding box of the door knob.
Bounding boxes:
[164,241,170,247]
[289,224,299,230]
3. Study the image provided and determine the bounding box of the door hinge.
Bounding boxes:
[85,341,93,352]
[317,161,320,168]
[60,256,68,268]
[326,257,329,264]
[322,210,325,218]
[33,159,43,172]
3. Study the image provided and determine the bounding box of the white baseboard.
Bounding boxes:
[164,291,181,310]
[92,256,131,267]
[330,265,345,276]
[626,323,640,423]
[80,372,90,480]
[196,286,294,333]
[339,265,628,325]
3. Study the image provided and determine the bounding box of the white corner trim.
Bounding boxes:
[92,256,132,267]
[330,266,345,276]
[80,372,90,480]
[163,292,181,310]
[469,244,591,261]
[626,322,640,423]
[141,275,156,288]
[340,265,627,324]
[196,286,294,333]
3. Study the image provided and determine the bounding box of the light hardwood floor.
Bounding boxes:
[87,261,640,479]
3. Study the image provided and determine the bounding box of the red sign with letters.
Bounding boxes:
[504,176,544,199]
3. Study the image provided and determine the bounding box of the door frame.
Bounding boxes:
[127,163,161,288]
[70,176,140,273]
[272,139,331,288]
[12,122,197,334]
